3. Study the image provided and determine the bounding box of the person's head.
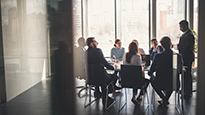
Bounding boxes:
[86,37,98,48]
[126,42,138,63]
[179,20,189,32]
[132,39,139,47]
[151,38,158,46]
[160,36,172,50]
[77,37,86,47]
[114,39,122,49]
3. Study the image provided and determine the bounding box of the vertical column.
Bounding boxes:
[187,0,194,29]
[114,0,117,39]
[152,0,157,38]
[196,0,205,114]
[0,1,7,103]
[50,0,75,115]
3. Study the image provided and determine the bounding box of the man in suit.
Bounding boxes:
[86,37,120,106]
[148,36,183,106]
[178,20,195,98]
[149,38,164,60]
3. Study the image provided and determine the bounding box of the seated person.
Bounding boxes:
[123,42,149,105]
[132,39,145,55]
[149,38,163,60]
[110,39,125,83]
[111,39,125,63]
[148,36,183,106]
[74,37,86,79]
[86,37,121,106]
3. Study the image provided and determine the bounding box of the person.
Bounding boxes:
[110,39,125,83]
[86,37,121,106]
[148,36,183,106]
[74,37,86,79]
[178,20,195,98]
[132,39,145,54]
[111,39,125,62]
[149,38,163,60]
[122,42,149,105]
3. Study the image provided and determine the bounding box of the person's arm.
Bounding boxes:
[149,47,156,60]
[118,47,125,61]
[110,48,115,62]
[148,54,159,76]
[97,48,114,70]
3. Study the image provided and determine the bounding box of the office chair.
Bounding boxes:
[119,65,149,113]
[84,64,116,110]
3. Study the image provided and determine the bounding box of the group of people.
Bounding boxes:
[75,20,195,107]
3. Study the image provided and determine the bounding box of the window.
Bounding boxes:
[157,0,185,44]
[87,0,115,57]
[117,0,149,54]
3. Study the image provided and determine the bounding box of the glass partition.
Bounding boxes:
[1,0,48,101]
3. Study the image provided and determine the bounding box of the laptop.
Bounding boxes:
[141,54,150,70]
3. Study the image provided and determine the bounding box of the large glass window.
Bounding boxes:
[157,0,185,44]
[117,0,149,54]
[87,0,115,57]
[73,0,82,46]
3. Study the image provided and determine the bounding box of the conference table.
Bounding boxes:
[106,60,185,114]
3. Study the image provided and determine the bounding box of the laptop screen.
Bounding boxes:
[141,54,150,66]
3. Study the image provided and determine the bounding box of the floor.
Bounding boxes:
[0,77,197,115]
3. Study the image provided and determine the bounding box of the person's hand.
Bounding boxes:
[114,59,120,63]
[142,63,145,68]
[109,62,114,65]
[114,64,118,69]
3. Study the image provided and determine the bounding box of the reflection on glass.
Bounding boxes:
[117,0,149,54]
[1,0,48,101]
[87,0,115,57]
[157,0,185,44]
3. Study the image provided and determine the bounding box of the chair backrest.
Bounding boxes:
[141,54,150,66]
[87,64,106,86]
[121,65,145,88]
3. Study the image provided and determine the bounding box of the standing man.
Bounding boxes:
[178,20,195,98]
[149,38,164,60]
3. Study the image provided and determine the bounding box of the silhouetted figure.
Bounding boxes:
[148,36,183,106]
[178,20,195,98]
[52,41,75,115]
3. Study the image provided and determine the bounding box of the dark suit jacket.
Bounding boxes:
[148,49,182,90]
[86,47,115,80]
[178,29,195,63]
[149,45,163,60]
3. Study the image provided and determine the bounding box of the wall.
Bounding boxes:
[0,0,48,101]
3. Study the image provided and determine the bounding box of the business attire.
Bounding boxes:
[148,49,183,104]
[110,47,125,62]
[149,45,163,60]
[178,29,195,97]
[86,47,118,101]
